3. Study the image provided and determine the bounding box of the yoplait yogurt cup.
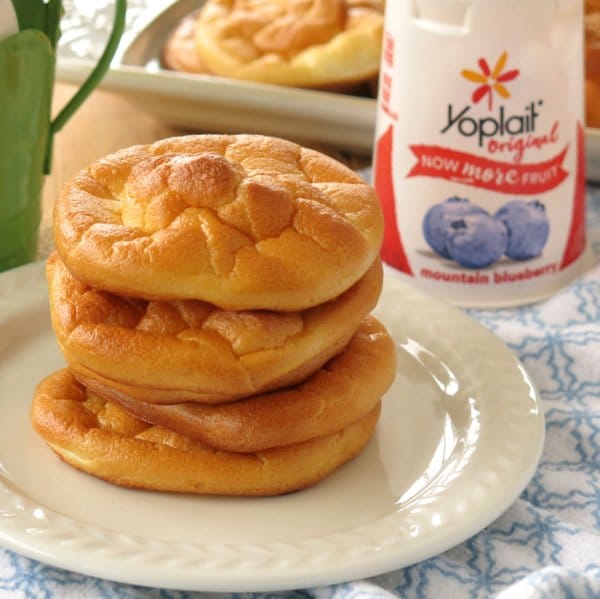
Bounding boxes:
[373,0,590,307]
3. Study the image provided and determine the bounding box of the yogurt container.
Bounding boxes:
[373,0,588,307]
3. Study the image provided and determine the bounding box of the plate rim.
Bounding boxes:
[0,261,545,592]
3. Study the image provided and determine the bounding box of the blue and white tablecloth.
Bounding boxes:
[1,192,599,598]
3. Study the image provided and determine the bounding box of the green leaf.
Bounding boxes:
[0,30,54,266]
[10,0,63,49]
[10,0,46,32]
[45,0,63,49]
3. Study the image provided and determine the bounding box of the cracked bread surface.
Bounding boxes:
[53,134,384,311]
[194,0,384,87]
[48,253,382,403]
[76,317,396,452]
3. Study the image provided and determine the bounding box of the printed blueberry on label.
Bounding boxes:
[495,200,550,260]
[446,214,508,269]
[423,197,488,258]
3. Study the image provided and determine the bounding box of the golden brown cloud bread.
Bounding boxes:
[163,12,212,74]
[48,253,382,404]
[587,80,600,129]
[31,369,381,496]
[194,0,383,87]
[587,1,600,14]
[81,317,396,452]
[586,5,600,127]
[53,135,384,310]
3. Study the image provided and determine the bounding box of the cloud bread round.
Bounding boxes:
[163,11,211,74]
[78,317,396,452]
[31,369,381,496]
[47,253,383,404]
[53,134,384,310]
[194,0,384,88]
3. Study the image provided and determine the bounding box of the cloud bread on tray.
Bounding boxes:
[31,369,381,496]
[47,253,383,404]
[163,11,211,74]
[76,317,396,452]
[53,134,384,311]
[193,0,384,88]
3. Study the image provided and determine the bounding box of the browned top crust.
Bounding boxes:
[194,0,384,87]
[54,134,384,310]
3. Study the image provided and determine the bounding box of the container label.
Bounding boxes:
[373,1,586,306]
[407,143,569,194]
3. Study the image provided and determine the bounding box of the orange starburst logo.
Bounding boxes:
[461,52,520,111]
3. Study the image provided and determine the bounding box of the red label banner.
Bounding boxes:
[560,122,586,270]
[375,125,413,275]
[407,145,568,194]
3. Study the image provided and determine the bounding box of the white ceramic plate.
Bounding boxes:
[0,261,544,592]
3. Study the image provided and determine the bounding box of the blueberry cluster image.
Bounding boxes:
[423,197,550,269]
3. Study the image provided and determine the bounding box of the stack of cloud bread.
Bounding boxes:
[31,134,396,497]
[163,0,384,92]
